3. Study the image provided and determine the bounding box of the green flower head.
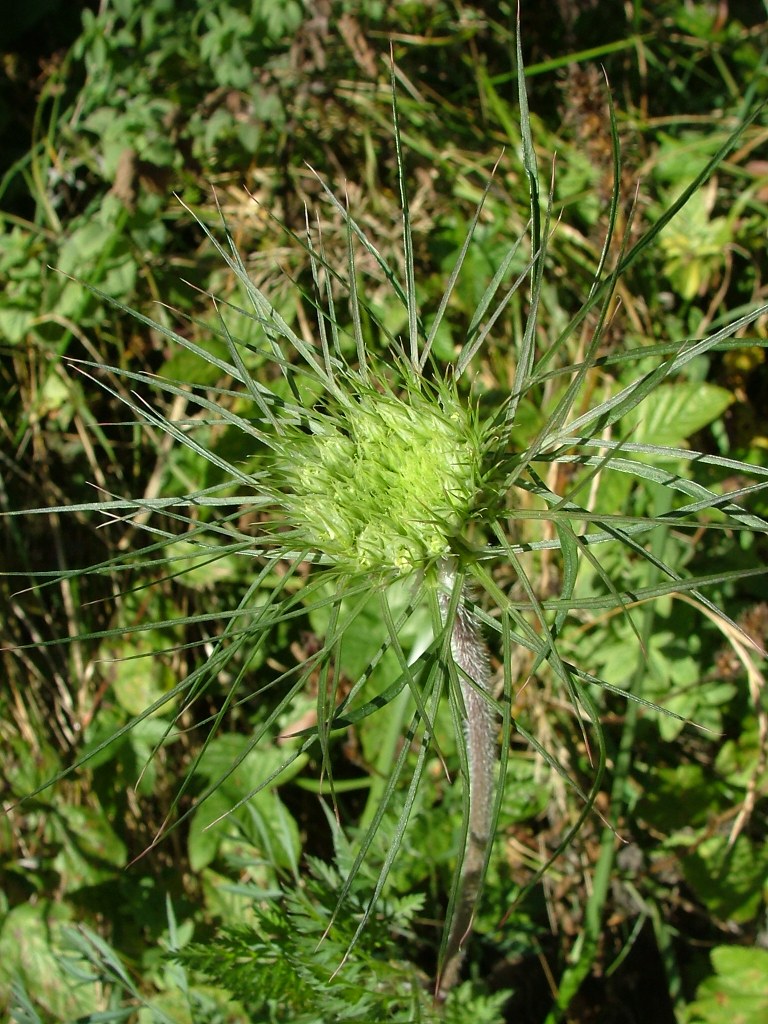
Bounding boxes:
[273,379,485,576]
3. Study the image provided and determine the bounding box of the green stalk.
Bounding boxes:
[544,492,672,1021]
[437,561,496,997]
[357,681,413,835]
[544,683,640,1021]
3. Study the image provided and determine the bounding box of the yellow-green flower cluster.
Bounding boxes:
[277,386,483,576]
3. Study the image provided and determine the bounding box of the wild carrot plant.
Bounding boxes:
[6,33,768,1020]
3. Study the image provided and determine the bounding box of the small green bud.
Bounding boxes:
[274,382,483,576]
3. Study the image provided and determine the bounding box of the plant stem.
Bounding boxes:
[437,562,496,997]
[543,493,672,1021]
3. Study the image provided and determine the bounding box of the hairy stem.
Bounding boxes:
[437,564,496,997]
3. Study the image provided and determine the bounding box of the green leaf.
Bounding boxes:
[46,803,128,890]
[625,382,733,447]
[682,834,768,923]
[110,640,176,717]
[0,903,98,1020]
[188,733,304,872]
[56,804,128,868]
[685,946,768,1023]
[638,764,724,832]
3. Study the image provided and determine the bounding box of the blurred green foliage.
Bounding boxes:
[2,2,768,1022]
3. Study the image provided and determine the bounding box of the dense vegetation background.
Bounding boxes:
[2,2,768,1022]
